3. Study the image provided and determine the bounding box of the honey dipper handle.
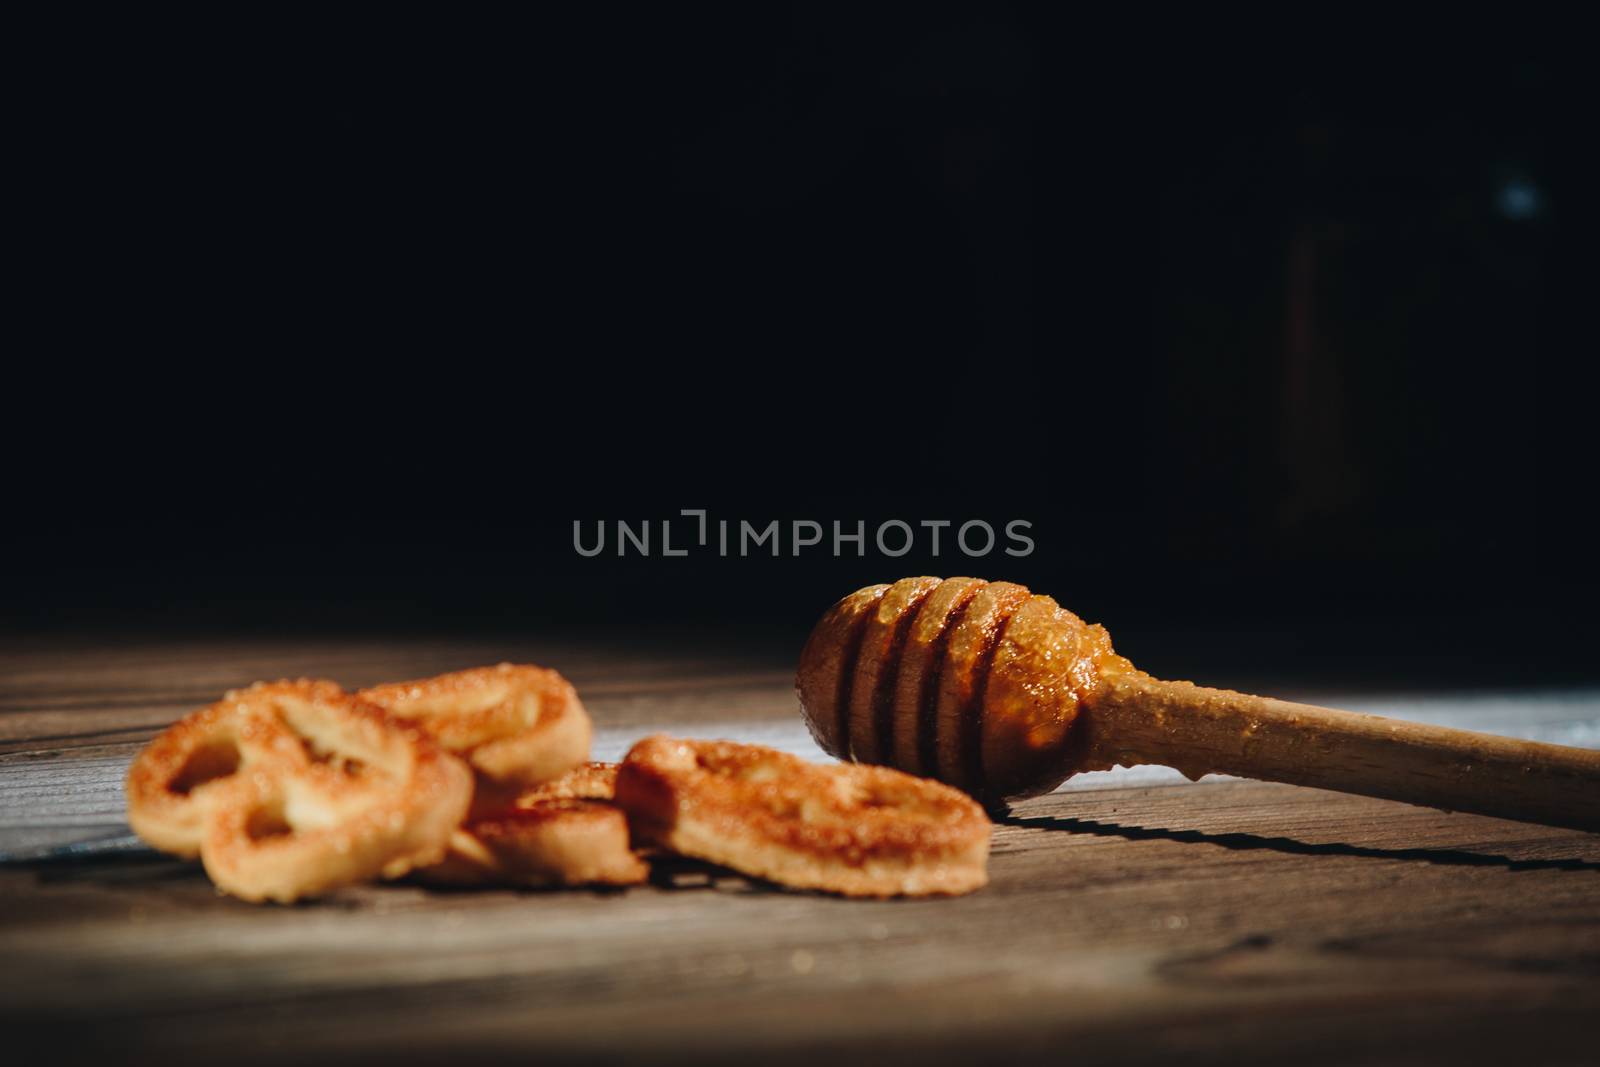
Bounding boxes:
[1081,672,1600,832]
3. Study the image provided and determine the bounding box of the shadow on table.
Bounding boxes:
[999,812,1600,873]
[13,852,210,889]
[2,839,794,900]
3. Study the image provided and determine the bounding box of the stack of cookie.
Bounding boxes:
[125,664,991,904]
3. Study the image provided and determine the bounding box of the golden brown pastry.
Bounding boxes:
[418,762,647,888]
[615,736,990,897]
[359,663,590,793]
[126,680,472,903]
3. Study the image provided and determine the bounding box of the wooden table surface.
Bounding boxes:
[2,634,1597,1065]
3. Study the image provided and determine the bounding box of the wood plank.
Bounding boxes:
[3,782,1596,1063]
[1,638,1597,1064]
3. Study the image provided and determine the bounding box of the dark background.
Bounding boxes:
[7,9,1581,685]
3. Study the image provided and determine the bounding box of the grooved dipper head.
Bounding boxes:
[796,577,1121,802]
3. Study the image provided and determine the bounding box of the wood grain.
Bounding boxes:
[1093,671,1600,831]
[1,637,1597,1065]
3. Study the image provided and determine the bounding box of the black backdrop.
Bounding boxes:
[7,9,1579,685]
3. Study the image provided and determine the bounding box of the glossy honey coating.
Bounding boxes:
[796,577,1123,801]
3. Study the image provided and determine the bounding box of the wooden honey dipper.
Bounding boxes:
[796,577,1600,831]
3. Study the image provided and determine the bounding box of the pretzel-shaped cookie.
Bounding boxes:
[418,763,647,888]
[126,680,472,902]
[359,664,591,793]
[615,736,991,897]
